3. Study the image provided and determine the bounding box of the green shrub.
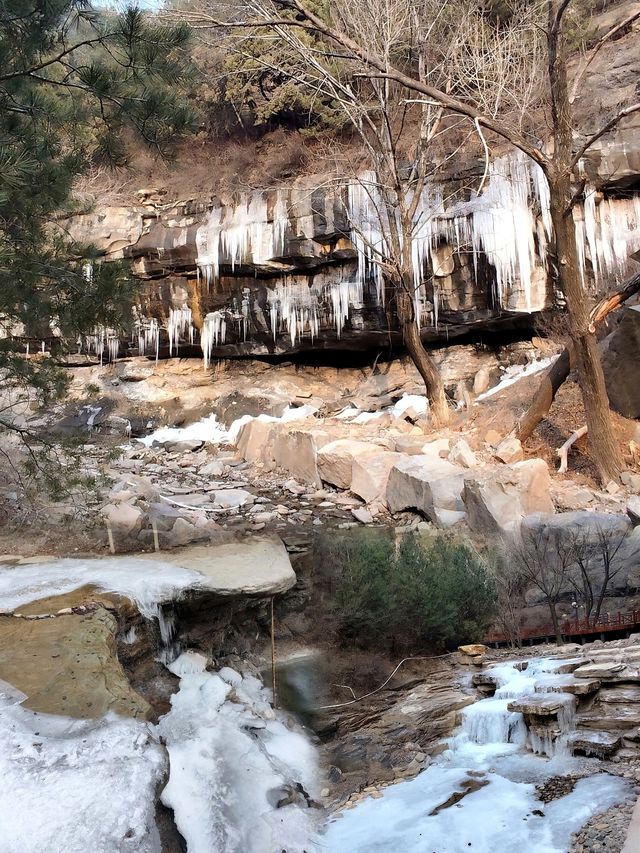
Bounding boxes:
[331,530,497,652]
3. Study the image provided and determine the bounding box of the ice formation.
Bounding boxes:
[84,326,120,364]
[159,662,321,853]
[323,657,633,853]
[0,683,166,853]
[0,556,206,617]
[195,192,289,286]
[575,184,640,283]
[167,306,194,356]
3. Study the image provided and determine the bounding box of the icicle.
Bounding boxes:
[201,311,227,369]
[576,184,640,283]
[167,307,193,357]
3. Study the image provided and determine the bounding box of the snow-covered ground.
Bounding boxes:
[138,404,318,448]
[0,681,166,853]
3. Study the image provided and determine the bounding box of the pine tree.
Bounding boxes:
[0,1,195,488]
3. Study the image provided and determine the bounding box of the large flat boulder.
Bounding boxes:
[462,459,554,536]
[386,456,465,523]
[317,439,383,490]
[568,730,622,757]
[236,417,278,468]
[351,451,408,505]
[138,536,296,597]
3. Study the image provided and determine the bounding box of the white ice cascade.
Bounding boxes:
[345,155,552,324]
[575,181,640,283]
[134,315,160,362]
[85,326,120,364]
[195,191,289,286]
[167,307,194,356]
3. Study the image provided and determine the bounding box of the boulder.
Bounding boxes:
[494,436,524,464]
[568,731,621,757]
[164,439,204,453]
[273,428,329,487]
[351,451,408,505]
[317,439,382,490]
[602,305,640,418]
[199,459,225,478]
[462,459,554,536]
[448,439,478,468]
[473,366,492,395]
[101,502,144,537]
[212,489,254,509]
[138,536,296,596]
[236,417,278,468]
[386,456,465,523]
[573,661,626,678]
[421,439,451,459]
[0,608,151,719]
[351,507,374,524]
[458,644,488,657]
[166,517,207,547]
[507,695,565,715]
[628,496,640,525]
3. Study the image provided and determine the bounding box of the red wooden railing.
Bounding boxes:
[485,609,640,645]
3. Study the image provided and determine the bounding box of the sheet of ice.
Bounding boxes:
[159,666,320,853]
[0,682,165,853]
[138,413,229,447]
[0,556,206,616]
[476,357,556,401]
[322,765,629,853]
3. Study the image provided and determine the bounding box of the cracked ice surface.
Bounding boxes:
[0,682,166,853]
[159,655,321,853]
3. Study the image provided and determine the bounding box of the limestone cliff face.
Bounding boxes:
[66,145,640,363]
[64,8,640,364]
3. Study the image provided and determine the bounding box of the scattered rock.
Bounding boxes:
[494,436,524,464]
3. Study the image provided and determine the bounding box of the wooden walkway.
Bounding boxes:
[486,610,640,646]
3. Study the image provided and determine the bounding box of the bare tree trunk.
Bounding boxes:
[547,180,622,483]
[549,601,563,645]
[517,348,572,442]
[517,271,640,441]
[547,2,622,484]
[396,286,449,427]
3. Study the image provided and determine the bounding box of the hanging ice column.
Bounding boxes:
[167,307,194,356]
[575,182,640,284]
[195,191,290,286]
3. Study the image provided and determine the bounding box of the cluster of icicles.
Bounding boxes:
[84,151,640,362]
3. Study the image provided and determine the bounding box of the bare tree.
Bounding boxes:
[492,549,527,648]
[171,0,640,481]
[510,524,575,644]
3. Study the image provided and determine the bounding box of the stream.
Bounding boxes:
[0,555,634,852]
[321,658,633,853]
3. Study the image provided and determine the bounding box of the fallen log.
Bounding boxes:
[516,270,640,443]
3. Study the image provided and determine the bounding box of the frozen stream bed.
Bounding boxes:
[322,658,633,853]
[0,548,632,853]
